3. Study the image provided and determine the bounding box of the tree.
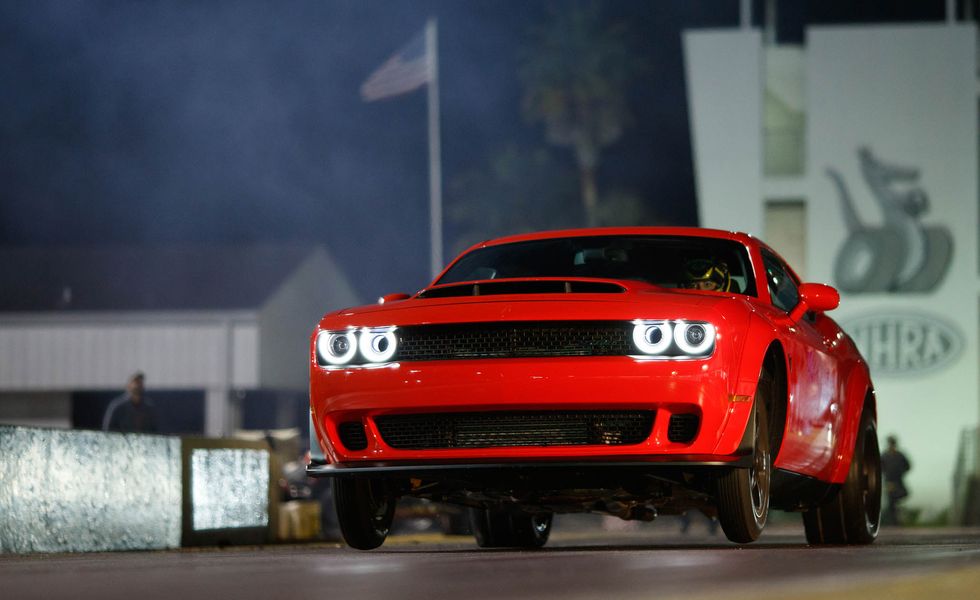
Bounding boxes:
[520,3,640,227]
[445,144,579,257]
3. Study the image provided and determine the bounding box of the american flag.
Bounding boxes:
[360,28,431,102]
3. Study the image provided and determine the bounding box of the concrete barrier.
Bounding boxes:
[0,425,271,553]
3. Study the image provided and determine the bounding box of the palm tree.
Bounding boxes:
[520,4,638,227]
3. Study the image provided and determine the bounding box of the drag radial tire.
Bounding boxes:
[803,409,881,545]
[334,477,396,550]
[468,508,553,548]
[716,374,772,544]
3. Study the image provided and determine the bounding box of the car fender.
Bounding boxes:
[712,310,782,456]
[827,360,875,483]
[736,311,782,392]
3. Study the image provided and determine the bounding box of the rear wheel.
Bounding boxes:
[803,409,881,545]
[469,507,553,548]
[334,477,396,550]
[716,371,773,544]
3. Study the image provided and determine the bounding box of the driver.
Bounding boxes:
[683,259,731,292]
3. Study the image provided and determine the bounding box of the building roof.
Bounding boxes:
[0,243,325,312]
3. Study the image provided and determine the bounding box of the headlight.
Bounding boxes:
[632,321,673,355]
[358,327,398,363]
[315,327,398,366]
[316,331,357,365]
[632,320,716,358]
[673,322,716,356]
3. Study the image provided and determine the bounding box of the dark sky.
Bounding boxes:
[0,1,955,300]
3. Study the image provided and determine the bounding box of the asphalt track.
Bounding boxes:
[3,519,980,600]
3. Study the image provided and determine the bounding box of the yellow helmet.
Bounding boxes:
[684,259,731,292]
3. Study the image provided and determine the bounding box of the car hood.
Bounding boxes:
[319,278,749,330]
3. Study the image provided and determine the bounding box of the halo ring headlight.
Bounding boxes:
[358,327,397,363]
[317,331,357,365]
[673,321,716,355]
[632,321,673,355]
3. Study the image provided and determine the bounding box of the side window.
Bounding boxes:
[761,251,799,313]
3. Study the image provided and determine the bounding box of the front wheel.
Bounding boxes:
[469,507,553,548]
[334,477,396,550]
[716,399,771,543]
[803,409,881,545]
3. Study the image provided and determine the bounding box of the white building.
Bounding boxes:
[684,18,978,514]
[0,244,359,437]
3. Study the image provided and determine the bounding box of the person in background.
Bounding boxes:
[881,435,911,526]
[102,371,159,433]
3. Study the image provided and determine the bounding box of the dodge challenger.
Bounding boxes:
[307,227,881,549]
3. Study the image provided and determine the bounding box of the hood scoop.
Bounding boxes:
[418,279,627,299]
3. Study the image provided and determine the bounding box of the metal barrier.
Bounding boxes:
[181,436,275,547]
[0,425,272,553]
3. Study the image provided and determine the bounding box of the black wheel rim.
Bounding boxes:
[861,426,882,535]
[366,481,392,535]
[749,412,771,522]
[531,514,550,536]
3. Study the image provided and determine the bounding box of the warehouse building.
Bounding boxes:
[0,244,359,437]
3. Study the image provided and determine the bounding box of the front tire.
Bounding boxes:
[716,369,774,544]
[469,507,553,548]
[334,477,396,550]
[803,409,881,545]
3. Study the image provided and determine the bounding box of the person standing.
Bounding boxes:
[102,371,159,433]
[881,435,911,526]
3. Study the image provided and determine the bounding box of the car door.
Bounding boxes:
[760,249,842,477]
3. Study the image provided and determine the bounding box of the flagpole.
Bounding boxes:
[426,17,443,279]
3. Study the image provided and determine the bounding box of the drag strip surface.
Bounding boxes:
[3,525,979,600]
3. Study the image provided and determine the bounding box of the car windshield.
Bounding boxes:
[437,235,757,296]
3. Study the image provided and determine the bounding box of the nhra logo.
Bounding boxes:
[842,312,963,376]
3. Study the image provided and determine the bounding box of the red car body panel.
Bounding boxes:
[309,227,873,487]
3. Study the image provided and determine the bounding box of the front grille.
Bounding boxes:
[338,421,368,451]
[375,410,654,450]
[395,321,632,361]
[667,413,700,443]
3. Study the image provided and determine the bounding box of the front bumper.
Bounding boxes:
[310,355,756,466]
[307,456,752,479]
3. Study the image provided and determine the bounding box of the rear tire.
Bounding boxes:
[469,507,553,548]
[334,477,396,550]
[803,409,881,545]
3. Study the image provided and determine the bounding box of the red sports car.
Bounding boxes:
[308,227,881,549]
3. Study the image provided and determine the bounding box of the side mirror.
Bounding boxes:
[789,283,839,321]
[377,293,411,305]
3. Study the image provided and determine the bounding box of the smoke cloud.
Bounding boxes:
[0,1,739,300]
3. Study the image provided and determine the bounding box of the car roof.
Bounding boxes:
[469,227,756,250]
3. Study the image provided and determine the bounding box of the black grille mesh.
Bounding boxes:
[338,421,368,451]
[395,322,632,361]
[667,413,700,443]
[375,410,654,450]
